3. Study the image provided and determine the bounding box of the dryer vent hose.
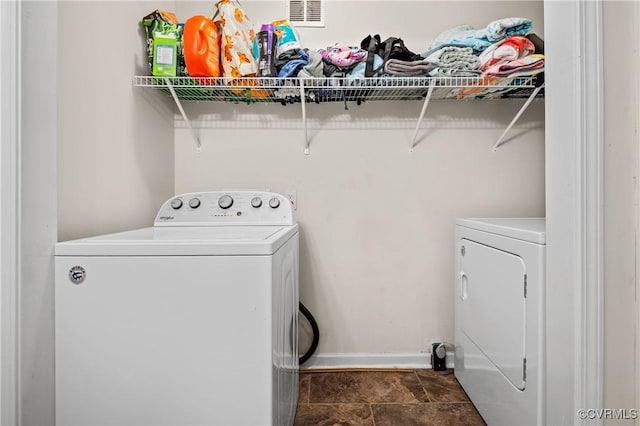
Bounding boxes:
[299,302,319,365]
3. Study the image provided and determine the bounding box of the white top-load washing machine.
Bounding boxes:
[454,218,545,425]
[55,191,299,426]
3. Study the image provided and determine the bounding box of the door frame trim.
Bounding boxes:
[0,0,21,424]
[544,0,604,423]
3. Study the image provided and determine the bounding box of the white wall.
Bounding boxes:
[57,1,176,242]
[174,1,545,361]
[603,2,638,422]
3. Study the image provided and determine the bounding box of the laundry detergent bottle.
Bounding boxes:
[183,15,221,77]
[256,23,277,77]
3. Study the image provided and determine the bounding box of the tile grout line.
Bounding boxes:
[413,369,432,403]
[369,403,376,426]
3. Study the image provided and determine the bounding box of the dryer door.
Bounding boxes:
[459,238,527,390]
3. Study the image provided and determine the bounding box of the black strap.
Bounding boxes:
[363,34,381,78]
[371,36,402,77]
[381,37,399,63]
[362,35,418,77]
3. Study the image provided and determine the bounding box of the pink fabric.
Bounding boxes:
[319,45,368,68]
[482,54,544,77]
[479,36,535,70]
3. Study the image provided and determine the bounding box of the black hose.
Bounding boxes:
[299,302,319,365]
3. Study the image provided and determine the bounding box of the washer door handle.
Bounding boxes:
[460,271,468,300]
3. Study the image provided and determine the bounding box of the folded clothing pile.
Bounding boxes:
[485,17,533,42]
[454,33,544,99]
[426,46,481,77]
[421,17,544,83]
[275,49,309,78]
[426,17,533,55]
[479,32,544,78]
[479,35,535,70]
[384,58,435,77]
[483,54,544,77]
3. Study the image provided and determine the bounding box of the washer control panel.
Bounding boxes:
[154,191,293,226]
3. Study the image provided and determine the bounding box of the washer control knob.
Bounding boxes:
[268,197,280,209]
[251,197,263,208]
[170,198,183,210]
[218,195,234,210]
[188,198,201,209]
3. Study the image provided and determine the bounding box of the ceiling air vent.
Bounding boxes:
[286,0,325,27]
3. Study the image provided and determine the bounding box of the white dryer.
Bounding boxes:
[454,218,545,425]
[55,191,299,426]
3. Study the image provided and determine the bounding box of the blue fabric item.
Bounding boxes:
[426,46,481,77]
[427,25,492,55]
[298,50,324,79]
[427,18,533,55]
[484,17,532,41]
[422,43,472,59]
[346,54,384,82]
[277,49,309,78]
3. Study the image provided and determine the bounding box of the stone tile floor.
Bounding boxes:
[294,369,486,426]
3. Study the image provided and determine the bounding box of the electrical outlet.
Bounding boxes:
[285,190,297,210]
[431,341,447,371]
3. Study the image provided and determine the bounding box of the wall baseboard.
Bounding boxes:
[301,352,455,370]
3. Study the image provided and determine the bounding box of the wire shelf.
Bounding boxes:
[133,75,544,104]
[133,74,544,153]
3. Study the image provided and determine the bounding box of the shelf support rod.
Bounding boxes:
[299,80,309,155]
[165,78,202,152]
[410,85,435,152]
[492,83,545,152]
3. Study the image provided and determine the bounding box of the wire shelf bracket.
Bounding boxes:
[165,78,202,152]
[300,81,310,155]
[492,83,545,152]
[410,85,435,152]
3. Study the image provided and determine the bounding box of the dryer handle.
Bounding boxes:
[460,271,468,301]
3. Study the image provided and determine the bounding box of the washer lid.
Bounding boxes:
[55,225,298,256]
[455,218,545,244]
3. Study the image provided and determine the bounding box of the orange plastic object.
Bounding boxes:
[183,15,221,77]
[229,79,270,98]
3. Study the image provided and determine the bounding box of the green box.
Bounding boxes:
[152,33,177,77]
